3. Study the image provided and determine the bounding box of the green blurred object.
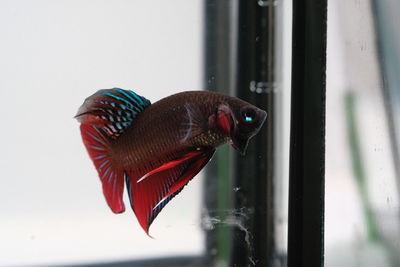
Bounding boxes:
[345,91,380,243]
[216,146,233,264]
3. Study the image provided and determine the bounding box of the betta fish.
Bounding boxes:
[75,88,266,235]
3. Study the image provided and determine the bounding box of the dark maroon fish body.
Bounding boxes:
[75,88,266,234]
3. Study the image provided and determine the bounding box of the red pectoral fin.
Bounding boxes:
[125,149,215,235]
[215,104,236,136]
[217,110,232,135]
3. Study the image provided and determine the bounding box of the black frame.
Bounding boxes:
[287,1,327,267]
[232,1,277,266]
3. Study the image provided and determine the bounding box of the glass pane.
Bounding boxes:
[201,1,291,266]
[0,0,203,266]
[326,1,400,266]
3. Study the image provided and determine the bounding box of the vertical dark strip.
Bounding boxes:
[203,0,234,264]
[287,1,327,267]
[231,0,277,266]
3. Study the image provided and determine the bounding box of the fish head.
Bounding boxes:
[214,98,267,155]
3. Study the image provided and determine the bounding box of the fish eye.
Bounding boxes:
[241,108,256,123]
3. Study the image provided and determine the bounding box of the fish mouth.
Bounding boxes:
[257,109,268,127]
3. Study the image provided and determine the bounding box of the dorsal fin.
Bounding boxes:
[75,88,151,139]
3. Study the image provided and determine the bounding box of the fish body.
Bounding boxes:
[75,88,266,234]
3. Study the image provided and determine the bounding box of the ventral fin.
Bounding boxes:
[75,88,151,139]
[125,148,215,235]
[80,124,125,213]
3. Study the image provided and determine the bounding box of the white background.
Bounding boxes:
[0,0,204,265]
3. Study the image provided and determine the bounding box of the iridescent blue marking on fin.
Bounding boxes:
[87,132,106,145]
[128,90,146,106]
[116,89,142,108]
[75,88,151,139]
[99,159,110,170]
[90,145,106,151]
[94,155,107,160]
[102,166,111,180]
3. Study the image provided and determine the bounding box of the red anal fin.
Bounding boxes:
[80,124,125,213]
[162,151,214,200]
[125,149,215,235]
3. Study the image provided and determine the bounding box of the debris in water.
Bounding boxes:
[201,208,256,266]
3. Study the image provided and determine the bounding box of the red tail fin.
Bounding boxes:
[80,124,125,213]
